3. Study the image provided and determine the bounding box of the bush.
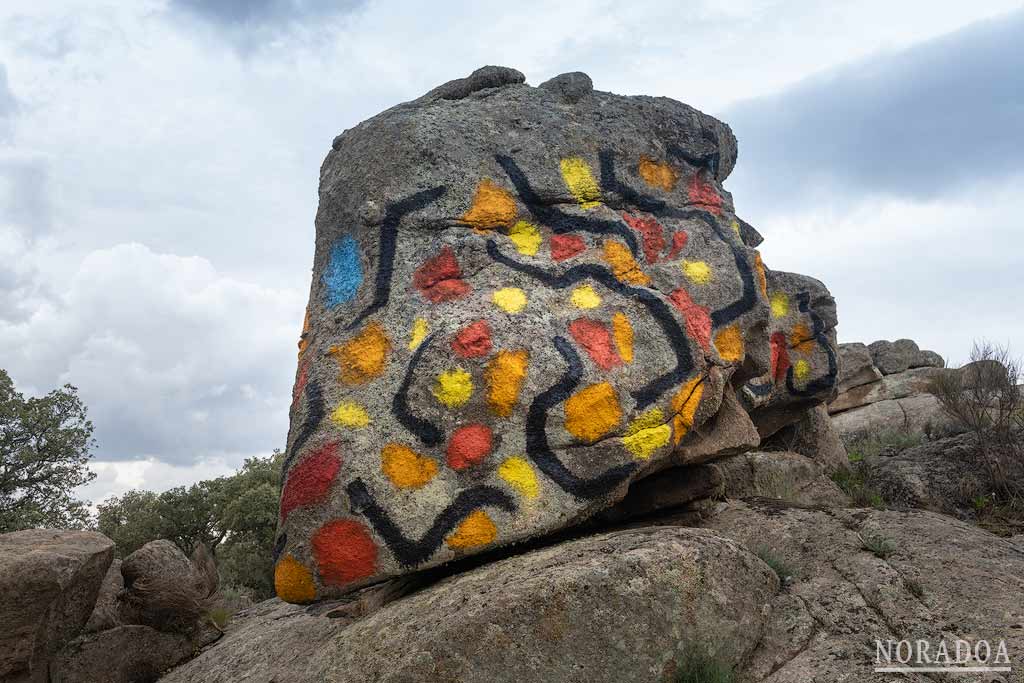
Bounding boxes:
[832,461,885,509]
[928,341,1023,498]
[674,645,735,683]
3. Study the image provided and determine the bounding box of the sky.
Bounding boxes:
[1,1,1021,505]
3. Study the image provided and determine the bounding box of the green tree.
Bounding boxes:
[96,450,284,598]
[0,369,96,532]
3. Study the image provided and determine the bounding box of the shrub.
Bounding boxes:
[928,341,1023,498]
[832,462,886,509]
[754,547,796,582]
[674,645,735,683]
[860,532,896,559]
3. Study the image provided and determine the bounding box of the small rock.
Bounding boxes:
[538,71,593,103]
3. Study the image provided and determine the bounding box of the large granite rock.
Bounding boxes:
[0,529,114,682]
[835,342,882,394]
[762,404,849,474]
[163,527,777,683]
[120,540,219,633]
[830,393,960,441]
[50,625,194,683]
[741,269,839,439]
[829,366,944,414]
[868,339,944,376]
[276,65,839,598]
[692,501,1024,682]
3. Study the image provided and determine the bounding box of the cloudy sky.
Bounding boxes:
[1,0,1021,504]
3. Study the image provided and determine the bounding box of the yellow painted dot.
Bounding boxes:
[509,221,542,256]
[485,349,530,418]
[571,284,602,309]
[498,457,539,499]
[433,368,473,408]
[638,156,678,191]
[565,382,622,443]
[681,260,712,285]
[794,359,811,381]
[408,318,428,351]
[672,376,704,445]
[612,312,634,364]
[330,402,370,429]
[462,178,517,229]
[447,510,498,549]
[275,554,316,604]
[731,220,741,237]
[714,324,745,363]
[770,292,789,318]
[381,443,438,489]
[560,157,602,209]
[492,287,527,313]
[622,408,672,460]
[603,240,651,285]
[329,321,391,386]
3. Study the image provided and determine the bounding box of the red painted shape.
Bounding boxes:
[669,288,711,351]
[770,331,791,383]
[312,519,378,586]
[452,320,493,358]
[621,212,666,264]
[291,358,309,408]
[280,443,342,522]
[550,234,586,261]
[687,172,722,214]
[446,424,493,471]
[413,246,471,302]
[668,231,688,259]
[568,318,622,371]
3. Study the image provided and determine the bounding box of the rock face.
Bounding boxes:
[49,625,195,683]
[828,338,958,440]
[0,529,114,682]
[695,501,1024,682]
[277,66,839,599]
[163,527,777,683]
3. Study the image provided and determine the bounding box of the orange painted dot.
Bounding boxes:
[790,323,815,354]
[612,312,634,363]
[329,321,391,385]
[638,156,679,191]
[446,424,493,470]
[462,179,517,229]
[485,349,529,417]
[672,376,704,445]
[714,324,745,363]
[312,519,378,587]
[602,240,651,285]
[274,554,316,604]
[564,382,622,443]
[447,510,498,549]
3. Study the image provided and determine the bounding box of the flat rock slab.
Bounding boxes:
[162,527,777,683]
[51,625,194,683]
[829,366,944,414]
[0,529,114,681]
[694,501,1024,682]
[277,65,839,598]
[830,393,960,440]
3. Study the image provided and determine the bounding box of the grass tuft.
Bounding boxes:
[674,646,736,683]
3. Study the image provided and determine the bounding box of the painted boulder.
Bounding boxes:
[274,66,836,601]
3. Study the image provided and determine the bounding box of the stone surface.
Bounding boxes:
[714,450,848,506]
[50,625,194,683]
[83,559,124,633]
[741,269,839,439]
[830,393,961,441]
[278,66,839,598]
[0,529,114,682]
[163,527,777,683]
[870,431,1024,517]
[829,366,945,414]
[120,540,218,633]
[691,501,1024,682]
[835,342,882,394]
[867,338,943,375]
[762,404,849,474]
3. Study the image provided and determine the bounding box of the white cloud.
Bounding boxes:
[0,240,305,464]
[82,455,242,506]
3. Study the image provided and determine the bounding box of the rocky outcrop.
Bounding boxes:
[0,529,114,682]
[277,65,839,599]
[762,404,848,474]
[119,541,219,633]
[694,500,1024,682]
[162,527,777,683]
[49,625,195,683]
[828,338,958,440]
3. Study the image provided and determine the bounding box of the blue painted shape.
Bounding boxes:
[322,236,363,307]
